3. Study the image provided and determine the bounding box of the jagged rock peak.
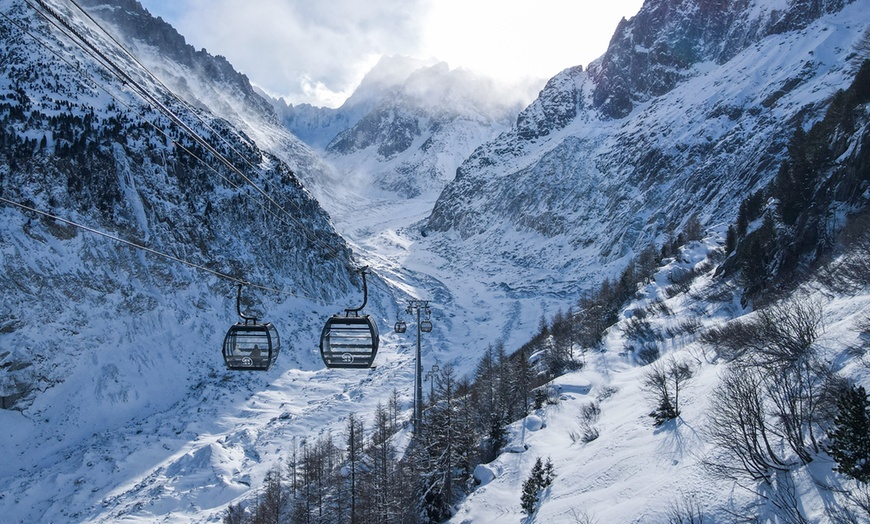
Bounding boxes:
[516,65,586,141]
[325,61,528,158]
[589,0,853,118]
[78,0,276,119]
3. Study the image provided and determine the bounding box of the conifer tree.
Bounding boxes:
[828,385,870,483]
[345,412,365,524]
[725,225,737,254]
[521,457,544,515]
[521,457,555,515]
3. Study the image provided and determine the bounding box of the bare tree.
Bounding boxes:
[752,299,829,464]
[705,366,788,483]
[751,299,823,369]
[703,298,823,366]
[642,357,693,426]
[666,491,706,524]
[704,297,834,470]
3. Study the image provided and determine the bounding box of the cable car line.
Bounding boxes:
[0,8,317,289]
[14,0,392,371]
[25,0,350,267]
[0,196,313,299]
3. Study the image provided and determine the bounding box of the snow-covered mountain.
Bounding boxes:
[267,56,538,201]
[2,0,870,522]
[267,55,440,150]
[331,63,535,196]
[425,0,870,296]
[0,0,405,521]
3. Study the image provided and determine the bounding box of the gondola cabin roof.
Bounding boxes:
[223,321,280,371]
[320,314,379,369]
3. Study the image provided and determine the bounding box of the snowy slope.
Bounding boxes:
[2,0,870,522]
[450,235,870,523]
[425,0,870,296]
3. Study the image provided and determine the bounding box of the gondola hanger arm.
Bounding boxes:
[344,266,369,316]
[236,283,258,323]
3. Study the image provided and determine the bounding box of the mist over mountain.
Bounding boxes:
[266,55,439,150]
[266,56,540,202]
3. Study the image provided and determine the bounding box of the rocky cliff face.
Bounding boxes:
[423,0,869,293]
[590,0,851,119]
[0,0,356,413]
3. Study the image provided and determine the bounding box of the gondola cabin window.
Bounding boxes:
[320,314,379,369]
[223,322,280,371]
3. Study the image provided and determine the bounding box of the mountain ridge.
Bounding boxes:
[423,0,869,296]
[2,0,870,522]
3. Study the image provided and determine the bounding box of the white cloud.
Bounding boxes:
[137,0,643,108]
[420,1,644,83]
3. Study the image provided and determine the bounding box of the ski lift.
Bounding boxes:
[420,308,433,333]
[320,267,379,369]
[394,311,407,334]
[222,284,280,371]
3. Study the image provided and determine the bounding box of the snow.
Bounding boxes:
[2,0,869,522]
[447,238,870,523]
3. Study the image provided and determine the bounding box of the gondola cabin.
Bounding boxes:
[320,266,379,369]
[394,320,407,333]
[320,314,379,369]
[223,320,280,371]
[223,284,280,371]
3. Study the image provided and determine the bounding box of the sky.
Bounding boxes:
[135,0,645,108]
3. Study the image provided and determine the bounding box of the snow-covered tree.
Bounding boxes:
[521,456,554,515]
